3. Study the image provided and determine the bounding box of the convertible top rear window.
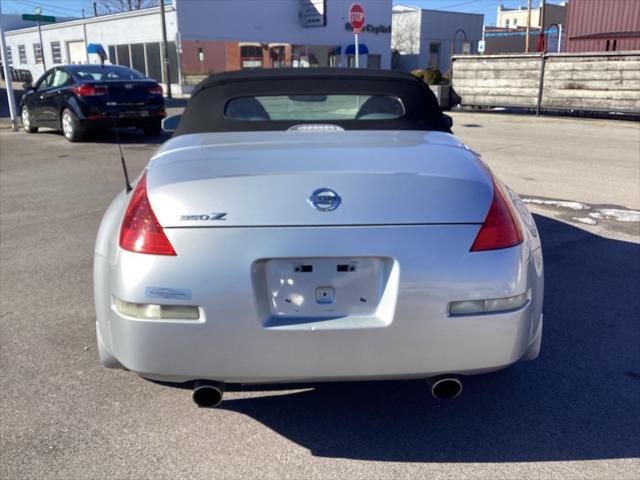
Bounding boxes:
[225,95,405,121]
[175,68,451,136]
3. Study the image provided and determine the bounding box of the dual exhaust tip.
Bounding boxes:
[192,380,225,408]
[192,375,462,407]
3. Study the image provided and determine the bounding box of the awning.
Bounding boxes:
[87,43,106,56]
[344,44,369,55]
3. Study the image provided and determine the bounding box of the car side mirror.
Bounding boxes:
[22,83,34,91]
[442,114,453,129]
[162,114,181,133]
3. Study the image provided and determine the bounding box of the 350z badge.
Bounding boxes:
[180,213,227,221]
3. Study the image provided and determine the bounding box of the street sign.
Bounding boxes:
[21,13,56,23]
[348,3,365,34]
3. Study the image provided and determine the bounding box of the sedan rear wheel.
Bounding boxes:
[21,107,38,133]
[61,109,83,142]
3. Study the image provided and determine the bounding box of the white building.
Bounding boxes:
[392,5,484,74]
[1,1,392,94]
[2,6,180,90]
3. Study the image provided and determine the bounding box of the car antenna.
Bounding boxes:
[101,59,132,193]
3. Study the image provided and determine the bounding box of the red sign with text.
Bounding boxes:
[349,3,365,33]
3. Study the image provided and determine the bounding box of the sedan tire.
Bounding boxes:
[61,109,84,142]
[21,107,38,134]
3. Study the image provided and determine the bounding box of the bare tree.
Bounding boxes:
[96,0,160,14]
[392,11,421,55]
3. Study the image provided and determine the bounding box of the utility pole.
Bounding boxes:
[159,0,172,98]
[525,0,532,52]
[540,0,547,52]
[0,16,18,131]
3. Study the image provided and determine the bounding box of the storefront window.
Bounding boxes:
[240,44,263,69]
[269,45,286,68]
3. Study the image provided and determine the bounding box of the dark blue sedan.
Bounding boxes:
[20,64,165,142]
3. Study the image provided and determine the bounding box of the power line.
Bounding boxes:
[12,0,84,16]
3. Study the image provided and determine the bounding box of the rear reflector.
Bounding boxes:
[119,171,177,256]
[450,291,530,316]
[114,298,200,320]
[72,84,107,96]
[470,180,524,251]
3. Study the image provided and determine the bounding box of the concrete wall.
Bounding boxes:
[451,52,640,113]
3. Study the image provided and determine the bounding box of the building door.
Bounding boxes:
[367,54,381,69]
[429,43,440,69]
[67,41,86,64]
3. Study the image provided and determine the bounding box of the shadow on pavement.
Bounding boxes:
[35,127,171,145]
[217,214,640,462]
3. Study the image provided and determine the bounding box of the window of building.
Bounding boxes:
[505,19,510,28]
[18,45,27,64]
[116,44,130,67]
[167,41,179,83]
[513,18,518,27]
[108,45,116,64]
[613,39,617,51]
[145,43,162,82]
[131,43,146,75]
[429,43,440,69]
[240,44,263,69]
[33,43,43,64]
[51,41,62,64]
[367,54,381,69]
[3,45,12,65]
[269,45,286,68]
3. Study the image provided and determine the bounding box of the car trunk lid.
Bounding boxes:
[146,131,493,227]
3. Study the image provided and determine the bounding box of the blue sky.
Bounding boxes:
[1,0,558,27]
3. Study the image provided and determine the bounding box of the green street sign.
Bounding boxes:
[22,13,56,23]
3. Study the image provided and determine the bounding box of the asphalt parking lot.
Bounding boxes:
[1,113,639,479]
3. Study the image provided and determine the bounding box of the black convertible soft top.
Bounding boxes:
[174,68,451,136]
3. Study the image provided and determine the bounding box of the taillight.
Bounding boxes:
[470,180,523,252]
[119,172,176,256]
[72,84,107,96]
[147,84,163,96]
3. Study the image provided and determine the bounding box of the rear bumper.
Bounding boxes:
[77,115,163,130]
[94,225,544,383]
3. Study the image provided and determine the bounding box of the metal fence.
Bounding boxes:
[451,51,640,114]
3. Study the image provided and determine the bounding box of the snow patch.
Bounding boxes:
[523,198,590,210]
[597,209,640,223]
[572,217,597,225]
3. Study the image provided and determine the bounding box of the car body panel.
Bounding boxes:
[148,131,492,228]
[94,134,544,384]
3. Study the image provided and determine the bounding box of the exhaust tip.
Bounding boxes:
[193,380,225,407]
[430,376,463,400]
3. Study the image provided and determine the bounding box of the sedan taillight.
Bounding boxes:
[119,172,176,256]
[470,180,524,252]
[147,85,163,96]
[72,84,107,96]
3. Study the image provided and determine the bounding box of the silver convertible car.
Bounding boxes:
[94,69,543,407]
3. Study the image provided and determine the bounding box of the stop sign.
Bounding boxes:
[349,3,365,33]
